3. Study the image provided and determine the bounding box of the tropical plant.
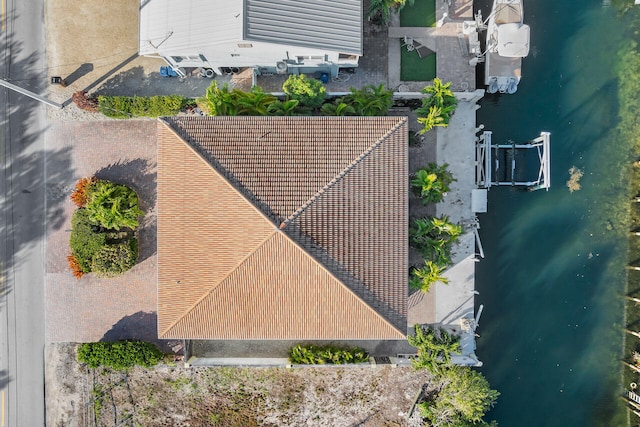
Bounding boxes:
[342,84,393,116]
[417,105,447,134]
[282,74,326,109]
[367,0,414,25]
[77,341,164,369]
[320,100,357,116]
[411,163,456,204]
[416,78,458,133]
[201,82,242,116]
[85,180,143,230]
[410,216,462,265]
[69,209,107,273]
[418,365,499,426]
[91,240,138,277]
[70,176,97,208]
[267,99,300,116]
[409,260,449,293]
[237,86,277,116]
[408,324,461,373]
[288,344,369,365]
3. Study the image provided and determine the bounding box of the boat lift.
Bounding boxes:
[476,130,551,191]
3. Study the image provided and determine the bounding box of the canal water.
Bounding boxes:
[474,1,636,426]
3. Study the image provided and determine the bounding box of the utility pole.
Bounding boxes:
[0,78,63,109]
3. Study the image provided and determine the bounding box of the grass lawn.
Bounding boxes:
[401,48,436,81]
[400,0,436,27]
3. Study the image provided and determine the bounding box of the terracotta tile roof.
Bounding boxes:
[157,116,408,340]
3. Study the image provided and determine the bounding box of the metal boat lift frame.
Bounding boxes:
[476,130,551,191]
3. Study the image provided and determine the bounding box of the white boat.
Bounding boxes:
[484,0,530,94]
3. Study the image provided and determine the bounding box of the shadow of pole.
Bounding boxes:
[64,63,94,86]
[61,53,139,107]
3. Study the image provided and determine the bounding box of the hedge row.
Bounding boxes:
[288,344,369,365]
[97,95,186,118]
[77,341,164,369]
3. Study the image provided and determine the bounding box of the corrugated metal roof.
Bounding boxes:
[139,0,243,55]
[157,117,407,340]
[244,0,362,55]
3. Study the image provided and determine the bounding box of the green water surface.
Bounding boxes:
[475,1,636,425]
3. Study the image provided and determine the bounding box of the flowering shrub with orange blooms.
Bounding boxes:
[67,255,84,279]
[70,176,96,208]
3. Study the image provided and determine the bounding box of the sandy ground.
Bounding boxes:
[46,343,430,427]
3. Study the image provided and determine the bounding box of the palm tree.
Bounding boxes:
[343,84,393,116]
[267,99,300,116]
[409,260,449,294]
[320,100,356,116]
[85,181,143,230]
[237,87,277,115]
[203,82,239,116]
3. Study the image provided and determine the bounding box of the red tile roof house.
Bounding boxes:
[157,116,417,365]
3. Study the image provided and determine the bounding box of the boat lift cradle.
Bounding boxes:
[475,130,551,191]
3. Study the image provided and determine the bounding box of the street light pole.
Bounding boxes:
[0,78,62,109]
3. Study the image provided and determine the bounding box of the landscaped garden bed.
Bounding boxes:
[67,177,143,278]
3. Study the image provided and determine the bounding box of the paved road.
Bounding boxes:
[0,0,47,425]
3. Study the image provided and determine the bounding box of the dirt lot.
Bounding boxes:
[46,344,430,427]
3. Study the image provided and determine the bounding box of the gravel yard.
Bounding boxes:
[46,344,431,427]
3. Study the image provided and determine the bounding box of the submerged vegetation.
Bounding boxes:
[566,166,584,193]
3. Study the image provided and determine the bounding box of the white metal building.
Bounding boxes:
[139,0,362,77]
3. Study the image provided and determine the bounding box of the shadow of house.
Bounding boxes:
[101,311,173,353]
[95,159,157,263]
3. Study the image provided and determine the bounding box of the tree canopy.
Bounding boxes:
[419,366,499,427]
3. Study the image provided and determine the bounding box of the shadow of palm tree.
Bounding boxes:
[0,13,72,300]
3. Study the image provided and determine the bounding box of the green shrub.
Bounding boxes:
[341,84,393,116]
[288,344,368,364]
[91,240,137,277]
[98,95,185,118]
[69,209,106,272]
[282,74,326,109]
[77,341,164,369]
[410,216,462,265]
[408,324,461,373]
[416,78,457,133]
[85,180,143,230]
[409,260,449,294]
[411,163,456,204]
